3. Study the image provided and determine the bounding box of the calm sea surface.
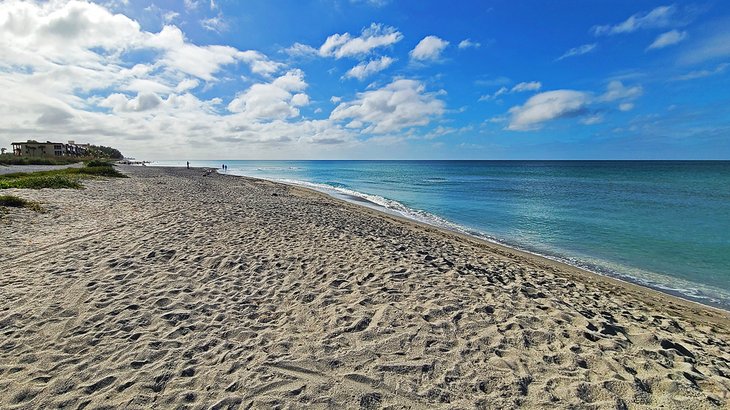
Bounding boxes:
[154,160,730,309]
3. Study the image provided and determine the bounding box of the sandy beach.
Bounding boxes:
[1,165,729,409]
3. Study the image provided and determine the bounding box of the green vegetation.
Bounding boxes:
[84,159,113,167]
[0,161,126,190]
[87,145,123,159]
[0,154,81,166]
[0,195,45,212]
[0,174,82,189]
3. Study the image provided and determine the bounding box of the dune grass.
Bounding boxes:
[0,162,126,190]
[0,195,45,212]
[84,159,113,167]
[0,154,83,166]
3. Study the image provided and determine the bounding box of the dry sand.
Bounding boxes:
[1,165,729,409]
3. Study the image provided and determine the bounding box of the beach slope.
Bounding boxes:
[1,166,728,409]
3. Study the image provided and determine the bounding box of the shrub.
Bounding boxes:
[76,165,126,178]
[0,161,126,190]
[0,195,26,207]
[0,175,82,189]
[84,159,113,168]
[0,154,81,166]
[87,145,123,159]
[0,195,44,212]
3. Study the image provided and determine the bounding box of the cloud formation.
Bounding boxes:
[100,92,163,113]
[679,26,730,65]
[227,70,309,120]
[410,36,449,61]
[619,102,635,112]
[674,63,729,81]
[344,56,395,80]
[647,30,687,50]
[507,90,590,131]
[0,0,723,159]
[557,43,597,60]
[350,0,390,7]
[592,5,676,36]
[506,81,642,130]
[598,81,643,102]
[283,42,318,57]
[330,79,445,133]
[479,81,542,101]
[458,39,480,49]
[319,23,402,59]
[511,81,542,93]
[200,14,228,33]
[0,1,365,158]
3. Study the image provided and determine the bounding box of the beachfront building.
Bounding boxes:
[11,140,89,157]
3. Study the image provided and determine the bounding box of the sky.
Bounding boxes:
[1,0,729,160]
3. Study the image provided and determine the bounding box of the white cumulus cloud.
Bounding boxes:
[344,56,395,80]
[506,81,643,130]
[410,36,449,61]
[619,102,635,111]
[507,90,591,131]
[511,81,542,93]
[458,39,480,49]
[227,70,309,120]
[599,81,643,102]
[237,50,284,76]
[0,1,367,159]
[201,14,228,33]
[319,23,402,59]
[100,92,163,113]
[283,42,318,57]
[330,79,445,133]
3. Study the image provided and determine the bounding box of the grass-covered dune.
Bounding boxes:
[0,160,126,189]
[0,154,83,166]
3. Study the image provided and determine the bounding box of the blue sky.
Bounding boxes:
[1,0,729,159]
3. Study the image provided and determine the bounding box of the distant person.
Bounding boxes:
[186,161,189,169]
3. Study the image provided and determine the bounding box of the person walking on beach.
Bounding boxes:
[187,161,189,169]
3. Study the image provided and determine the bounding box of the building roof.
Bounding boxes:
[11,140,85,145]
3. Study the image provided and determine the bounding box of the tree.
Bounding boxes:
[87,145,123,159]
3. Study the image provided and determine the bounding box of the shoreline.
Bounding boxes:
[2,165,728,408]
[211,167,730,316]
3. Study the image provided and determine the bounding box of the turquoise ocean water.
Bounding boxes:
[154,160,730,310]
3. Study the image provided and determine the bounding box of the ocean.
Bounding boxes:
[153,160,730,310]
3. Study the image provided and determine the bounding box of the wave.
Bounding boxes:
[253,166,302,171]
[274,178,475,231]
